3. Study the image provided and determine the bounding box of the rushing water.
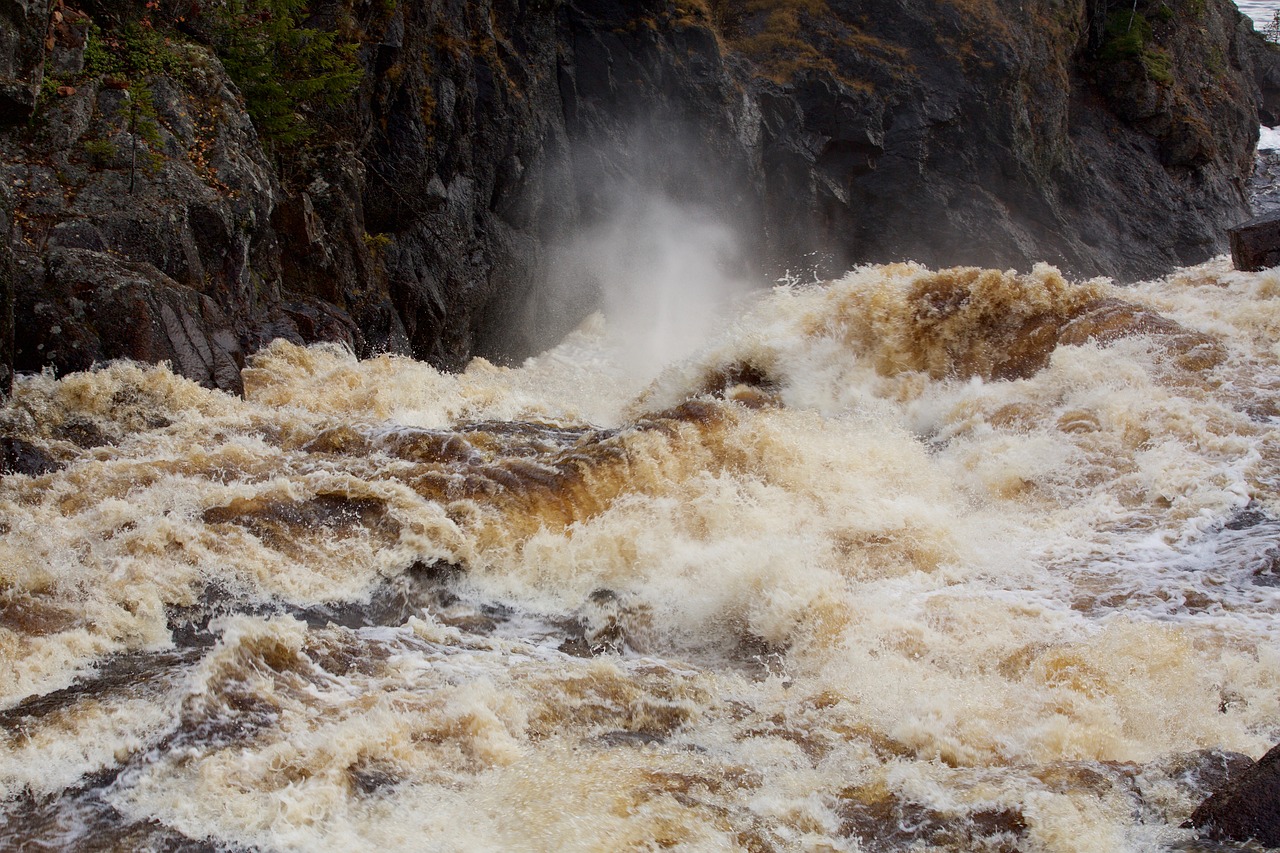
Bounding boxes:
[2,257,1279,851]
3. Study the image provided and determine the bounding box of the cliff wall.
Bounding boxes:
[1,0,1278,392]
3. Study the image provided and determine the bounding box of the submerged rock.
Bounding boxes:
[0,436,60,476]
[1186,741,1280,846]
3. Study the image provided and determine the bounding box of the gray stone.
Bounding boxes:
[1229,215,1280,271]
[0,0,49,125]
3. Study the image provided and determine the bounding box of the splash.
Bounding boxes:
[546,195,754,378]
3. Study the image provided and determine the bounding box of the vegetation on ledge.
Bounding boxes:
[210,0,362,153]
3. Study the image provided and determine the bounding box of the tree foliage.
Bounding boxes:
[212,0,362,151]
[1265,11,1280,45]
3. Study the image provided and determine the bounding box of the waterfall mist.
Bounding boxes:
[546,194,752,377]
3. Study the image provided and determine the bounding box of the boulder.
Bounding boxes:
[1186,741,1280,846]
[1229,214,1280,271]
[14,249,246,393]
[0,436,61,476]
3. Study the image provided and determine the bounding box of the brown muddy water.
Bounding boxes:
[1,260,1279,851]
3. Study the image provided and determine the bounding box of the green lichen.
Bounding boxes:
[362,231,391,258]
[1100,10,1173,85]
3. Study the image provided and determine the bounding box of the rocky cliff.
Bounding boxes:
[1,0,1279,393]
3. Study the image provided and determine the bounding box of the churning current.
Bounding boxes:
[2,258,1280,851]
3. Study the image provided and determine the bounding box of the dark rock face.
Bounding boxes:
[1229,213,1280,270]
[1187,741,1280,846]
[18,248,246,392]
[0,180,13,398]
[0,0,49,124]
[1,0,1279,390]
[1,35,363,392]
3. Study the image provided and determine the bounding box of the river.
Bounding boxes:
[2,248,1279,850]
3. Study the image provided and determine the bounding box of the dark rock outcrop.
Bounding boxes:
[19,248,246,391]
[0,178,13,398]
[1229,213,1280,270]
[2,0,1279,390]
[0,0,49,124]
[1187,741,1280,847]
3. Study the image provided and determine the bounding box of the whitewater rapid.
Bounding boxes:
[1,259,1279,851]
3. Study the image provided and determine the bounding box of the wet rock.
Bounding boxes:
[1224,502,1274,531]
[348,761,402,796]
[296,562,462,631]
[15,249,246,392]
[202,493,399,540]
[837,782,1027,852]
[1249,148,1280,217]
[700,361,782,408]
[1186,741,1280,846]
[166,562,459,649]
[0,436,61,476]
[598,730,666,748]
[1151,749,1255,804]
[52,416,113,448]
[553,588,664,658]
[1229,214,1280,271]
[0,648,199,730]
[1058,298,1226,371]
[1252,548,1280,587]
[0,780,243,853]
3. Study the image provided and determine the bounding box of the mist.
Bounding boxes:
[546,194,754,378]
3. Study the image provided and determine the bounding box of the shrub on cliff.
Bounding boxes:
[210,0,361,152]
[1100,8,1173,84]
[1264,11,1280,44]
